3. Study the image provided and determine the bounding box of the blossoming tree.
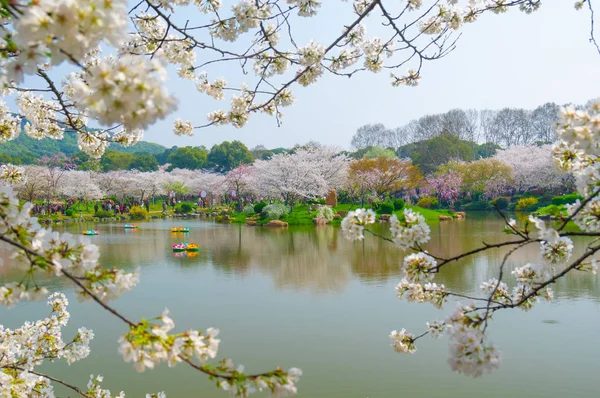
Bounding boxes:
[253,146,348,208]
[1,0,599,397]
[347,157,423,205]
[494,145,574,193]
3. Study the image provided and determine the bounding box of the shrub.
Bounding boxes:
[243,204,254,213]
[551,193,583,206]
[540,194,553,205]
[392,198,405,211]
[307,198,326,205]
[262,203,289,220]
[417,196,439,209]
[65,209,75,217]
[515,197,539,211]
[489,197,509,210]
[129,206,148,220]
[181,202,194,213]
[94,210,113,218]
[316,206,334,221]
[336,190,352,204]
[174,202,194,214]
[378,201,394,214]
[254,201,268,214]
[537,204,564,218]
[464,201,489,211]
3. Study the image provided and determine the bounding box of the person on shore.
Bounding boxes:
[162,201,167,215]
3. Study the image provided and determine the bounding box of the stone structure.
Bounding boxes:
[325,189,338,208]
[264,220,289,227]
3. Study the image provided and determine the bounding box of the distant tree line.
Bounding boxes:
[349,99,598,175]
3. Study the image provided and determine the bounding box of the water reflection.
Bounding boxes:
[1,216,599,398]
[1,215,599,300]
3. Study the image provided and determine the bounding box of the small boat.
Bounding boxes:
[172,242,188,252]
[186,243,199,252]
[171,227,190,233]
[124,224,139,229]
[83,230,99,236]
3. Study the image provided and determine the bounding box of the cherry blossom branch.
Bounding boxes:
[556,188,600,231]
[587,0,600,54]
[6,367,93,398]
[489,243,600,312]
[482,240,534,332]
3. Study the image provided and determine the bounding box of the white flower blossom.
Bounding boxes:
[389,209,431,250]
[402,252,437,283]
[389,329,416,353]
[340,208,376,241]
[173,119,194,136]
[71,55,177,131]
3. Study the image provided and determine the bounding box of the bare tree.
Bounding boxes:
[440,109,479,141]
[351,123,390,149]
[487,108,534,147]
[531,102,560,143]
[412,114,444,141]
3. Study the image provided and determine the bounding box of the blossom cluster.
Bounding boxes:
[16,93,63,140]
[118,309,302,396]
[70,55,177,131]
[389,329,416,354]
[389,209,431,250]
[3,0,128,84]
[0,100,20,143]
[395,278,447,308]
[445,303,502,378]
[0,164,25,186]
[401,252,437,283]
[0,293,95,396]
[340,208,376,240]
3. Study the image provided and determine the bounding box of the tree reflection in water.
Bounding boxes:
[1,217,598,300]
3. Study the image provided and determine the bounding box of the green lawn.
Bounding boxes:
[227,204,456,226]
[405,205,455,222]
[33,198,458,226]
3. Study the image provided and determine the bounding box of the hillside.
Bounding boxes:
[0,131,166,164]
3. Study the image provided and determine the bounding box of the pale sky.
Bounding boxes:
[16,1,600,151]
[146,1,600,150]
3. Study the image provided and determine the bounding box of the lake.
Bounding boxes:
[1,214,599,397]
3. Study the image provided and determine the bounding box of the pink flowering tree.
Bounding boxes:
[61,170,105,211]
[254,146,348,211]
[346,168,381,207]
[225,164,256,211]
[427,171,463,208]
[494,144,574,193]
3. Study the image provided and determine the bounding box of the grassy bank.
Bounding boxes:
[32,199,457,227]
[227,204,455,226]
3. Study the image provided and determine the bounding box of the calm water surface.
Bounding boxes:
[1,214,599,397]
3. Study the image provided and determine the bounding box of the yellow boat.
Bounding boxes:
[185,243,199,252]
